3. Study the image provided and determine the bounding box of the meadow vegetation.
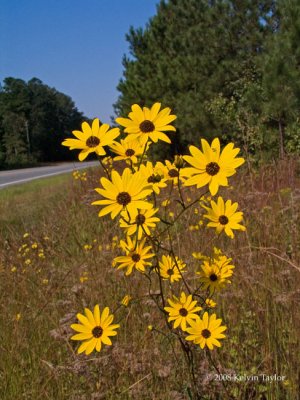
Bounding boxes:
[0,159,299,400]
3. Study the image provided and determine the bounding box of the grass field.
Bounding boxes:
[0,161,299,400]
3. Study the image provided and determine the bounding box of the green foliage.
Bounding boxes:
[260,0,300,157]
[115,0,300,160]
[0,77,85,169]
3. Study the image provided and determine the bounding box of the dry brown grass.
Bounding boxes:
[0,160,299,400]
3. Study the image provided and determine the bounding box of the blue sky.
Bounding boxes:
[0,0,159,122]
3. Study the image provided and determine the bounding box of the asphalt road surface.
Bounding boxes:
[0,161,99,189]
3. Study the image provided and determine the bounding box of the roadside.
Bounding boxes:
[0,161,98,189]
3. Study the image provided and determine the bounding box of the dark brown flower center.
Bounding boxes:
[210,273,218,282]
[116,192,131,206]
[206,162,220,176]
[86,136,100,148]
[179,307,188,317]
[167,268,174,276]
[201,328,211,339]
[148,174,161,183]
[168,168,179,178]
[131,253,141,263]
[219,215,229,225]
[136,214,146,225]
[125,149,135,157]
[92,326,103,338]
[139,120,155,133]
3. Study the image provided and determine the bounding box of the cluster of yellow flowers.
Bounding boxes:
[82,236,119,253]
[17,234,46,270]
[63,103,246,355]
[72,170,87,181]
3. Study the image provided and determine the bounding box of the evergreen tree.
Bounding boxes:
[261,0,300,157]
[115,0,275,156]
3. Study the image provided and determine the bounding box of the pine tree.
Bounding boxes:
[115,0,275,156]
[261,0,300,158]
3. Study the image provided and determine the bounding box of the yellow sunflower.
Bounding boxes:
[156,160,184,185]
[113,237,154,275]
[197,255,235,294]
[116,103,176,144]
[92,168,152,219]
[62,119,120,161]
[139,161,167,194]
[109,138,146,164]
[185,312,227,350]
[182,138,244,195]
[158,255,186,283]
[119,207,160,239]
[70,305,119,355]
[205,298,217,308]
[164,292,202,331]
[203,196,246,238]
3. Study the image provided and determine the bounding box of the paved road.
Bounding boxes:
[0,161,99,189]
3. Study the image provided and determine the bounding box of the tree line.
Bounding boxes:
[2,1,299,169]
[114,0,300,161]
[0,77,85,169]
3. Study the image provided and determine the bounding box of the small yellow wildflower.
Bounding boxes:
[11,266,17,273]
[24,259,31,265]
[192,252,202,259]
[205,299,217,308]
[42,279,49,285]
[120,295,132,307]
[102,156,113,166]
[15,313,22,321]
[31,243,38,249]
[162,199,170,207]
[23,233,30,238]
[73,171,80,179]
